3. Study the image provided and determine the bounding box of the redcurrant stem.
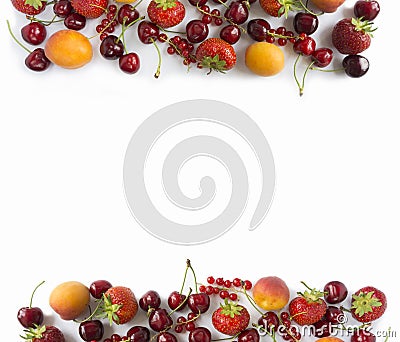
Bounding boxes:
[252,323,277,342]
[6,20,31,54]
[29,281,45,308]
[88,11,119,39]
[215,0,230,9]
[196,4,246,33]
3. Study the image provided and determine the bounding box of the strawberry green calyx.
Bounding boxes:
[154,0,177,10]
[25,0,46,10]
[21,324,46,341]
[298,281,325,303]
[351,291,382,317]
[97,294,123,325]
[220,299,244,318]
[200,55,227,74]
[351,17,377,37]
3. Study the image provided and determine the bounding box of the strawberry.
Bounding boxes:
[11,0,47,15]
[195,38,237,73]
[331,17,375,55]
[22,325,65,342]
[97,286,138,325]
[259,0,299,18]
[147,0,186,28]
[351,286,387,323]
[70,0,109,19]
[212,299,250,336]
[288,282,327,326]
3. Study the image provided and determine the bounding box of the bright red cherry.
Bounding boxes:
[311,48,333,67]
[21,22,47,45]
[293,36,316,55]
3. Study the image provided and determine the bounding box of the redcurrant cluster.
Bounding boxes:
[199,6,223,26]
[199,276,252,301]
[279,311,302,342]
[103,333,130,342]
[162,35,197,67]
[174,312,200,334]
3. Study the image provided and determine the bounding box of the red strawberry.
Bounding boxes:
[259,0,298,18]
[288,282,327,326]
[98,286,138,325]
[70,0,109,19]
[212,299,250,336]
[331,17,375,55]
[11,0,46,15]
[195,38,236,73]
[22,325,65,342]
[351,286,387,323]
[147,0,185,28]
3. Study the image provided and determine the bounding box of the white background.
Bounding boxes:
[0,0,399,341]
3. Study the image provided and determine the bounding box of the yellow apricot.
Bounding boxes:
[44,30,93,69]
[49,281,90,320]
[245,42,285,77]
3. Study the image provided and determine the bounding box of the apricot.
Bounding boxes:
[245,42,284,77]
[49,281,90,320]
[310,0,345,13]
[44,30,93,69]
[315,338,344,342]
[252,276,290,311]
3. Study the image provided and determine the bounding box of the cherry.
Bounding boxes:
[119,52,141,73]
[89,280,112,299]
[126,326,151,342]
[312,318,331,338]
[351,329,376,342]
[257,312,279,333]
[343,55,369,78]
[188,327,212,342]
[168,291,187,311]
[237,328,260,342]
[53,0,73,17]
[100,35,124,59]
[148,308,173,332]
[64,12,86,30]
[354,0,380,20]
[220,25,241,44]
[188,293,210,314]
[139,290,162,311]
[293,12,319,35]
[325,305,345,324]
[157,332,178,342]
[311,48,333,67]
[293,36,316,56]
[188,0,208,6]
[118,4,140,25]
[25,48,51,71]
[186,20,209,43]
[79,320,104,341]
[17,281,45,328]
[224,1,249,25]
[21,22,47,45]
[323,281,348,304]
[247,19,271,42]
[138,21,160,44]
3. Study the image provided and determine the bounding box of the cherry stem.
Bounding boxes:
[150,38,162,78]
[27,14,61,26]
[29,281,45,308]
[252,323,277,342]
[384,327,391,342]
[74,297,105,323]
[186,259,198,293]
[310,66,344,72]
[297,0,323,16]
[119,16,145,53]
[294,55,315,97]
[241,283,264,316]
[158,26,186,35]
[168,287,192,316]
[180,260,190,294]
[7,20,32,54]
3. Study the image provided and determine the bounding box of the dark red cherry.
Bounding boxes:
[139,290,161,311]
[157,332,177,342]
[64,12,86,30]
[354,0,380,20]
[311,48,333,67]
[126,326,151,342]
[17,307,44,328]
[237,328,260,342]
[325,306,345,324]
[323,281,348,304]
[293,12,319,35]
[257,312,279,333]
[148,308,173,332]
[138,21,160,44]
[188,327,212,342]
[247,18,271,42]
[187,0,208,6]
[188,293,210,314]
[342,55,369,78]
[21,22,46,45]
[100,35,124,59]
[293,36,316,56]
[220,25,241,44]
[53,0,73,17]
[89,280,112,299]
[351,329,376,342]
[119,52,140,74]
[118,4,140,25]
[25,48,51,71]
[224,1,249,25]
[186,20,209,43]
[167,291,187,311]
[79,320,104,341]
[312,318,331,338]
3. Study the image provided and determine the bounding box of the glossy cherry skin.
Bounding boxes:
[148,308,173,332]
[139,290,161,311]
[64,12,86,30]
[247,18,271,42]
[119,53,140,74]
[293,12,318,35]
[89,280,112,299]
[186,20,209,43]
[100,35,124,59]
[293,36,316,56]
[53,0,73,17]
[189,327,212,342]
[126,326,151,342]
[79,320,104,341]
[257,312,279,333]
[17,307,44,328]
[325,305,345,324]
[220,25,241,44]
[343,55,369,78]
[224,1,249,25]
[188,0,208,6]
[237,328,260,342]
[118,4,140,25]
[21,22,47,45]
[167,291,187,311]
[138,21,159,44]
[313,318,331,338]
[351,329,376,342]
[157,332,177,342]
[25,48,51,71]
[188,293,210,314]
[311,48,333,67]
[323,281,348,304]
[354,0,380,20]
